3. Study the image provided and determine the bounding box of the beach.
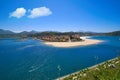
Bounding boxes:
[44,39,103,47]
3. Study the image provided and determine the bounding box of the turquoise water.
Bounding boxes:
[0,36,120,80]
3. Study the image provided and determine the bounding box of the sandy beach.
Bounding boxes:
[44,39,103,47]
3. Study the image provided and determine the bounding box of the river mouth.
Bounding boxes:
[0,36,120,80]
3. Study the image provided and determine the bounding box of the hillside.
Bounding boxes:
[0,29,120,38]
[62,57,120,80]
[0,29,14,34]
[105,31,120,36]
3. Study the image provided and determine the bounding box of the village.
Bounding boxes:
[36,34,83,42]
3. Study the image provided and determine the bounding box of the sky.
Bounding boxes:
[0,0,120,32]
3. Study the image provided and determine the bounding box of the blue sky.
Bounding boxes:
[0,0,120,32]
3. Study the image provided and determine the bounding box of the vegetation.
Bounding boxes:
[0,34,28,39]
[105,31,120,36]
[63,57,120,80]
[28,31,100,38]
[0,29,120,39]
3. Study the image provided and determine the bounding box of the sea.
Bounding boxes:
[0,36,120,80]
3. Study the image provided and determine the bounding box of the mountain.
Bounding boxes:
[30,30,38,34]
[0,29,120,36]
[20,31,30,34]
[0,29,15,34]
[20,30,38,34]
[105,31,120,36]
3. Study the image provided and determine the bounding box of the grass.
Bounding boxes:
[63,57,120,80]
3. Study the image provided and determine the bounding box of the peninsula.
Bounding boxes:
[34,33,103,47]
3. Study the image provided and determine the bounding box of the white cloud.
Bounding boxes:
[10,7,26,18]
[28,7,52,18]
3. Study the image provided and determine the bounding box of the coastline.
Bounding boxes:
[56,57,118,80]
[44,39,103,48]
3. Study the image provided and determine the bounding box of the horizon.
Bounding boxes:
[0,0,120,32]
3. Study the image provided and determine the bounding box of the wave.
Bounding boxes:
[28,58,48,72]
[18,44,38,50]
[28,66,40,72]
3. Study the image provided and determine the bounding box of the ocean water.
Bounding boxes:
[0,36,120,80]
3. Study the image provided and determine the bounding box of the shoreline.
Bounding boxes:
[56,57,118,80]
[44,39,104,48]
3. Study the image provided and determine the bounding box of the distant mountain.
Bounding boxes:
[20,31,29,34]
[0,28,120,37]
[29,30,38,34]
[0,29,14,34]
[105,30,120,36]
[20,30,38,34]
